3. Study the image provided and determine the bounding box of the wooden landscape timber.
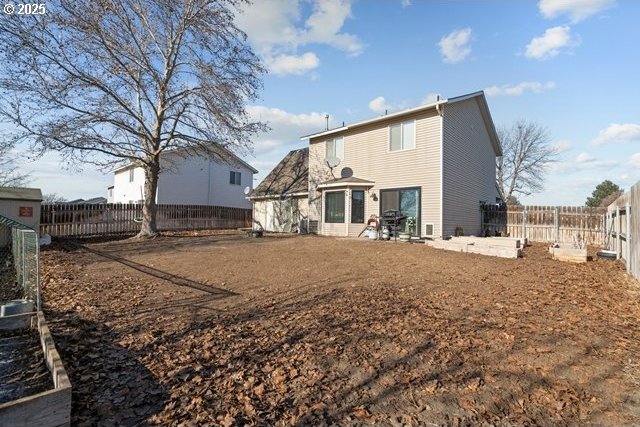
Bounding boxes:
[549,244,588,264]
[449,236,522,249]
[0,311,72,427]
[426,239,522,259]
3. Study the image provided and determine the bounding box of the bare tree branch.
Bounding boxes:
[0,0,266,237]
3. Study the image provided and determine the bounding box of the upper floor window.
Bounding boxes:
[326,136,344,161]
[389,120,415,151]
[129,168,135,182]
[229,171,242,185]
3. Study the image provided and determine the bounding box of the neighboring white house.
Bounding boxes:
[108,148,257,209]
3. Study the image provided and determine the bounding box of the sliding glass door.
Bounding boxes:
[380,187,421,236]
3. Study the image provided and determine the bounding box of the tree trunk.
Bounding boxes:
[137,159,160,238]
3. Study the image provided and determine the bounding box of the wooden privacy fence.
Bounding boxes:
[607,181,638,281]
[40,203,252,237]
[481,204,606,245]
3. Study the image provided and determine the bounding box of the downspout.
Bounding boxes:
[437,101,444,238]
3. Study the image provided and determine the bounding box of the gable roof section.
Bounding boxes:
[0,187,42,201]
[113,144,258,174]
[250,148,309,199]
[301,91,502,157]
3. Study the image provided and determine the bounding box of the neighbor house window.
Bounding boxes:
[351,190,365,223]
[129,168,135,182]
[229,171,242,185]
[326,136,344,161]
[389,120,415,151]
[325,191,345,223]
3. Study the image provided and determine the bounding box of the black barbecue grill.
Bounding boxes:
[380,210,407,241]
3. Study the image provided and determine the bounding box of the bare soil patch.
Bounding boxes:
[40,234,640,426]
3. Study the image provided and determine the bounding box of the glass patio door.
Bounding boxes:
[380,187,420,236]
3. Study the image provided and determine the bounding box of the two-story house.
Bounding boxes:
[300,91,501,239]
[107,146,257,209]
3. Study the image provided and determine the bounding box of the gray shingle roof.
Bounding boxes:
[0,187,42,201]
[250,148,308,198]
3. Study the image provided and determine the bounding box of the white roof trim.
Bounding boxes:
[317,181,375,189]
[248,192,308,200]
[301,99,448,141]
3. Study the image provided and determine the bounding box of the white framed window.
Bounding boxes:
[326,136,344,161]
[229,171,242,185]
[389,120,415,151]
[129,168,135,182]
[325,191,345,223]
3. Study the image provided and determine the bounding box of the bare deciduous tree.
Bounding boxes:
[42,193,68,204]
[0,143,30,187]
[0,0,265,237]
[496,120,557,203]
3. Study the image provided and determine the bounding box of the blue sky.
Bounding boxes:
[15,0,640,204]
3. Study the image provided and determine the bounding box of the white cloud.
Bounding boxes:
[592,123,640,145]
[630,153,640,168]
[368,96,391,114]
[265,52,320,76]
[247,105,331,155]
[551,140,574,154]
[302,0,363,56]
[421,93,441,105]
[525,26,580,60]
[401,0,412,7]
[485,81,556,96]
[576,152,596,163]
[235,0,362,76]
[437,28,472,64]
[574,152,617,169]
[539,0,614,22]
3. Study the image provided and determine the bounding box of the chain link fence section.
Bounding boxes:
[0,215,40,310]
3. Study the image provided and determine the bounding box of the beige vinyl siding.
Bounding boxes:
[309,109,441,237]
[252,196,308,232]
[442,98,499,237]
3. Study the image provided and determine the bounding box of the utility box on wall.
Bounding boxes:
[0,187,43,231]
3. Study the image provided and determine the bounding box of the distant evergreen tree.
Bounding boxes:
[585,180,622,207]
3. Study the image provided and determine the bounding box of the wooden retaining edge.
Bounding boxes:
[0,311,72,427]
[427,239,521,259]
[427,240,469,252]
[450,236,521,249]
[467,245,521,259]
[549,246,587,263]
[486,236,528,247]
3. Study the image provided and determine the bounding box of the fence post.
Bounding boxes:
[522,208,527,240]
[626,204,631,272]
[554,207,559,242]
[616,206,621,260]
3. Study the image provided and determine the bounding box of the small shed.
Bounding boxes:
[0,187,43,231]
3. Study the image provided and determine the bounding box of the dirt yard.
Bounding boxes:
[40,233,640,426]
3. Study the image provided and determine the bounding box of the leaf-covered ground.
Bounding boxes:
[40,233,640,426]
